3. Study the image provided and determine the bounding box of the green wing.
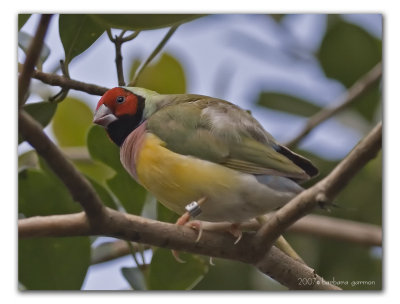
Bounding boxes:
[146,96,317,181]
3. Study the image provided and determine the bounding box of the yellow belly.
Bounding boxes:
[136,133,239,216]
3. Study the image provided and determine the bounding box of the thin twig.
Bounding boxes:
[32,70,108,95]
[18,14,52,107]
[285,62,382,148]
[18,110,105,222]
[107,29,141,86]
[253,122,382,260]
[287,214,382,247]
[128,25,179,87]
[91,241,149,265]
[49,60,71,102]
[121,31,140,42]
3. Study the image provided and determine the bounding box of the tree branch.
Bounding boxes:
[107,29,141,86]
[285,62,382,148]
[32,70,108,96]
[18,209,340,290]
[253,122,382,260]
[18,110,105,222]
[89,212,381,265]
[198,214,382,247]
[91,241,149,265]
[18,14,53,107]
[287,214,382,247]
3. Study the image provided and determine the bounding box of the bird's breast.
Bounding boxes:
[130,132,241,216]
[121,130,296,222]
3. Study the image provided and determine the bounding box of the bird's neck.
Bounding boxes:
[106,115,144,146]
[120,121,148,181]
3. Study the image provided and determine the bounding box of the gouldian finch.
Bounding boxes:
[93,87,318,239]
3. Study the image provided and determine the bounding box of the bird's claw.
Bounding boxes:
[172,249,186,263]
[186,220,204,243]
[229,223,243,244]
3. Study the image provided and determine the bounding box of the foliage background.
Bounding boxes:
[18,13,382,290]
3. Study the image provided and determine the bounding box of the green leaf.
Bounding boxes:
[59,14,105,64]
[147,248,208,290]
[318,19,382,88]
[157,201,179,223]
[87,125,121,170]
[19,101,57,144]
[106,171,147,215]
[269,14,286,22]
[18,31,51,69]
[86,176,118,210]
[19,169,81,216]
[90,14,202,31]
[23,101,57,127]
[73,159,115,186]
[18,168,90,289]
[18,14,31,30]
[87,125,147,215]
[129,53,186,94]
[19,237,90,290]
[348,81,381,123]
[121,267,147,290]
[193,258,271,290]
[257,92,321,117]
[52,97,93,147]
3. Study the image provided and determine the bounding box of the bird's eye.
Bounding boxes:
[116,96,125,104]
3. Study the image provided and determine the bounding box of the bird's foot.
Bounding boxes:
[171,198,207,263]
[171,212,191,263]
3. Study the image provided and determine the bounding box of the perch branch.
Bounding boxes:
[18,209,340,290]
[285,62,382,148]
[18,14,53,107]
[95,212,381,264]
[253,122,382,260]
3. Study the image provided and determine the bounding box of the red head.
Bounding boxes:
[94,87,145,146]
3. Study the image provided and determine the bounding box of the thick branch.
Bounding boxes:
[32,70,108,96]
[18,110,105,221]
[19,14,53,107]
[89,214,380,265]
[286,62,382,148]
[256,247,340,290]
[253,122,382,259]
[18,209,339,290]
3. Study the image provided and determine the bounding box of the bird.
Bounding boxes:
[93,87,318,259]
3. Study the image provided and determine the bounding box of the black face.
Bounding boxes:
[106,95,145,146]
